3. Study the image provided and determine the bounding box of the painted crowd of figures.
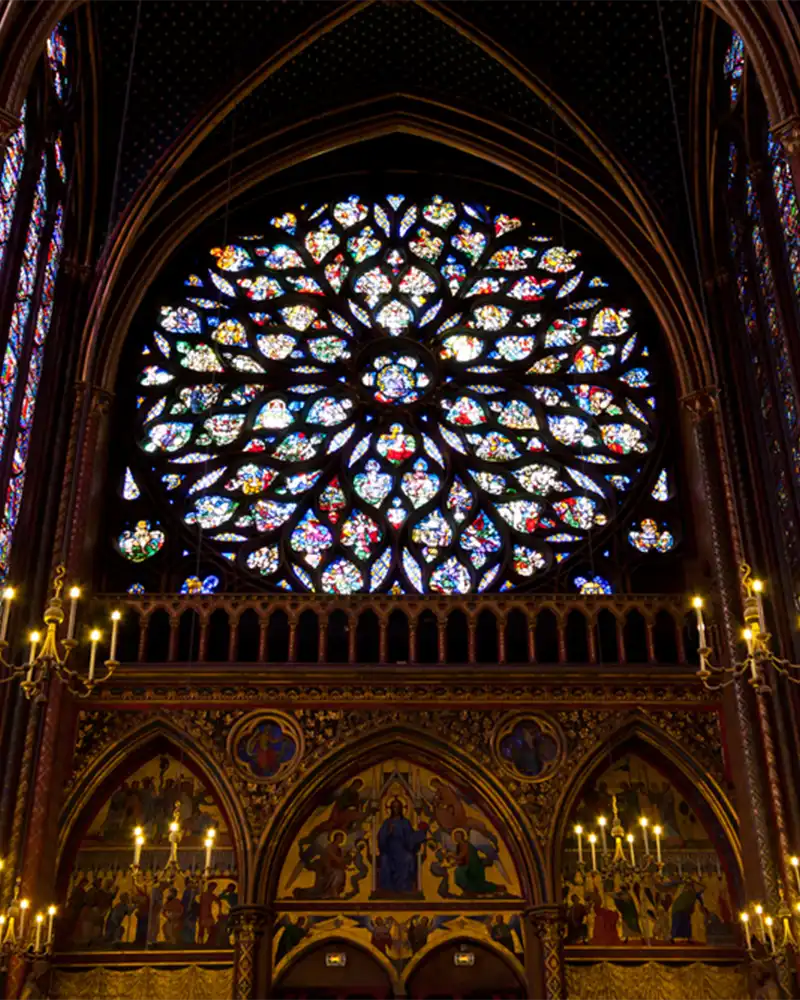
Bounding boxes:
[563,868,736,946]
[62,867,238,949]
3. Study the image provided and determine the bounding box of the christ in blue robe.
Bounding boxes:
[377,800,427,893]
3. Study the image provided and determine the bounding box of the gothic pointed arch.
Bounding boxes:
[57,715,250,897]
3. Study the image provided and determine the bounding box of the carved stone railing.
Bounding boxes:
[94,592,701,668]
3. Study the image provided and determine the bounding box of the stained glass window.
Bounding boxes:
[0,103,26,274]
[723,32,744,107]
[767,134,800,306]
[46,26,68,101]
[123,193,663,594]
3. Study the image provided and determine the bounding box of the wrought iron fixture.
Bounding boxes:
[691,564,800,691]
[572,795,666,880]
[0,565,121,701]
[0,879,56,966]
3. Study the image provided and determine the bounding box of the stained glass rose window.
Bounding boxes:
[123,193,658,594]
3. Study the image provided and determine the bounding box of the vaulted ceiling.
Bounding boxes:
[92,0,699,246]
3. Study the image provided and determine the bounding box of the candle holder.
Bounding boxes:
[691,565,800,693]
[569,795,665,883]
[0,565,122,701]
[740,891,800,957]
[0,883,57,965]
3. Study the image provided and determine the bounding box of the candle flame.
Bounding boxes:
[111,610,122,621]
[588,833,597,844]
[89,629,101,642]
[597,816,607,827]
[639,817,648,828]
[653,825,662,835]
[755,904,763,914]
[20,899,29,910]
[204,838,213,848]
[169,822,179,833]
[742,628,753,642]
[35,913,43,924]
[133,827,143,837]
[47,906,56,916]
[691,596,703,609]
[3,587,14,600]
[753,579,764,593]
[765,916,773,926]
[207,828,216,840]
[135,835,144,846]
[28,632,40,644]
[69,587,81,599]
[790,856,799,867]
[573,824,583,835]
[626,834,634,843]
[740,912,749,922]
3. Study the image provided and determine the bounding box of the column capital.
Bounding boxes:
[0,106,21,141]
[773,114,800,156]
[229,903,273,935]
[525,906,566,1000]
[680,386,719,423]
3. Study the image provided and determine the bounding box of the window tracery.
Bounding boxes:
[120,193,675,595]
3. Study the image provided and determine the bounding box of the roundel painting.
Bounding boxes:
[124,193,658,594]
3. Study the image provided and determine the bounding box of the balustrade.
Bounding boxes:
[93,593,700,668]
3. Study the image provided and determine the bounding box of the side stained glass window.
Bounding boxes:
[0,104,26,274]
[723,32,744,107]
[120,193,670,595]
[46,26,68,101]
[767,134,800,306]
[0,22,70,578]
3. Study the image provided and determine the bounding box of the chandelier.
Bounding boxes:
[572,795,666,880]
[691,564,800,691]
[0,565,121,701]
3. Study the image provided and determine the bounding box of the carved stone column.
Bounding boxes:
[526,905,566,1000]
[230,905,272,1000]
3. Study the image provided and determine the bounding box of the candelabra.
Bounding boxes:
[691,564,800,692]
[0,881,57,968]
[572,795,665,880]
[739,884,800,958]
[0,565,122,701]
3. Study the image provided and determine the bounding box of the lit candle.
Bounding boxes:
[27,631,40,674]
[765,915,776,951]
[691,596,706,648]
[753,579,767,633]
[88,629,101,681]
[0,915,5,942]
[740,912,752,950]
[169,821,180,864]
[19,899,29,940]
[1,586,15,642]
[109,610,121,660]
[627,833,635,866]
[133,827,144,867]
[67,587,80,640]
[46,905,56,946]
[204,830,217,871]
[790,856,800,893]
[34,913,43,952]
[755,904,766,942]
[597,816,608,854]
[653,825,663,864]
[588,833,598,871]
[639,817,650,856]
[574,825,584,865]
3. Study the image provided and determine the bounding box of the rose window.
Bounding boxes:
[123,193,658,594]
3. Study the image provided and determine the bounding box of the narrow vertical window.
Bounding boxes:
[0,104,26,273]
[767,134,800,305]
[46,26,68,102]
[723,32,744,107]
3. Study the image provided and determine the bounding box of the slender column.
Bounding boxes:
[230,905,272,1000]
[378,617,387,663]
[616,617,626,664]
[497,615,506,665]
[287,616,297,663]
[676,618,686,665]
[348,613,357,664]
[228,616,239,662]
[437,617,446,663]
[556,615,567,664]
[137,614,147,662]
[318,622,327,664]
[408,622,417,664]
[526,905,567,1000]
[1,696,35,906]
[646,619,656,663]
[587,617,598,664]
[528,619,536,664]
[167,616,179,662]
[197,618,209,662]
[467,616,476,663]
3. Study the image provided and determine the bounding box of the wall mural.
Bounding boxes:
[62,755,237,950]
[277,760,522,902]
[273,911,524,976]
[563,754,737,947]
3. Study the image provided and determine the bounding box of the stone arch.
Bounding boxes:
[272,932,401,999]
[57,714,251,894]
[547,713,741,902]
[402,932,527,997]
[254,726,544,907]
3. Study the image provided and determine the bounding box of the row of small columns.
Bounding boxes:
[130,606,693,665]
